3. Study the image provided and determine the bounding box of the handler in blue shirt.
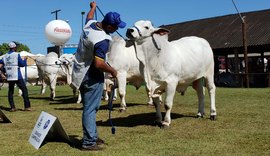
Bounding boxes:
[0,42,31,112]
[72,1,126,151]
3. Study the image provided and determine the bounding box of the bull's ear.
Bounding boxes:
[153,28,170,36]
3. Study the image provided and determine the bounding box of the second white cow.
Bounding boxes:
[126,20,217,127]
[107,35,154,111]
[36,52,81,103]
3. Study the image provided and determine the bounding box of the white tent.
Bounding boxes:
[19,51,35,57]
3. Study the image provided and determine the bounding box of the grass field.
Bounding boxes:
[0,85,269,156]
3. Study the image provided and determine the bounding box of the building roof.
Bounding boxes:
[160,9,270,55]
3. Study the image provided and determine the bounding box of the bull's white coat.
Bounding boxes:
[127,20,216,126]
[35,52,81,103]
[107,36,153,110]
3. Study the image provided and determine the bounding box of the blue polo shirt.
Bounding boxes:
[82,22,110,83]
[0,50,27,80]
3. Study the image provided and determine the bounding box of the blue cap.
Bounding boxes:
[102,12,126,28]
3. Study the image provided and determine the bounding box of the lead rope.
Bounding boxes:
[95,5,122,134]
[96,5,126,39]
[108,78,116,134]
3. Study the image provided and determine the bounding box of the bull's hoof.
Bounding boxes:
[119,108,126,113]
[160,122,170,129]
[160,124,170,129]
[210,115,217,121]
[196,115,204,118]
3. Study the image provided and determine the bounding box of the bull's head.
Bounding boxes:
[126,20,170,42]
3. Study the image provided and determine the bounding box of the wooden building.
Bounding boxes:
[161,9,270,87]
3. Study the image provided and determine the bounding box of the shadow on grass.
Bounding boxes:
[49,97,78,105]
[68,135,82,149]
[53,102,144,111]
[38,135,81,150]
[29,95,79,105]
[100,102,145,110]
[0,106,10,111]
[97,112,192,127]
[29,96,51,100]
[54,107,83,111]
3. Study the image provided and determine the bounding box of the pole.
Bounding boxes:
[232,0,249,88]
[81,11,85,30]
[242,17,249,88]
[51,9,61,20]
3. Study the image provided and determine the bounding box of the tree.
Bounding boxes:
[0,42,30,55]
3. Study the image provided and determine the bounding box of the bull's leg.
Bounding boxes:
[102,82,109,101]
[41,81,46,95]
[50,79,57,100]
[117,72,127,112]
[146,86,154,105]
[113,88,117,101]
[192,79,205,118]
[77,90,82,103]
[18,89,22,96]
[152,96,162,127]
[163,81,177,127]
[146,86,162,106]
[205,75,217,120]
[74,89,81,103]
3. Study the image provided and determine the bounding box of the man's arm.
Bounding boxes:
[18,55,27,67]
[94,58,117,78]
[86,1,97,21]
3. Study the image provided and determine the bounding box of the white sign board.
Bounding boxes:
[28,111,70,149]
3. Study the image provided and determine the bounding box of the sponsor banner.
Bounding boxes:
[28,111,70,149]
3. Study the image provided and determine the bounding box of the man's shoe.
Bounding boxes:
[96,138,105,145]
[81,144,103,151]
[10,108,17,112]
[24,107,32,111]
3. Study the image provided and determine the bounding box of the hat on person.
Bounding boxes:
[8,42,16,48]
[102,12,126,28]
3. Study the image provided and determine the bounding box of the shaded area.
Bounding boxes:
[54,102,145,111]
[97,112,190,127]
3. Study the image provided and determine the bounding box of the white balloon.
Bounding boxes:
[45,20,72,46]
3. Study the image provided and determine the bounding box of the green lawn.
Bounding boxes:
[0,85,269,156]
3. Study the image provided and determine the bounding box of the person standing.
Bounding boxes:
[71,1,126,151]
[0,42,31,112]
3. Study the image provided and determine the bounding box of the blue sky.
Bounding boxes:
[0,0,270,54]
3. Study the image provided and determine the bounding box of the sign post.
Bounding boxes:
[0,109,12,123]
[28,111,70,149]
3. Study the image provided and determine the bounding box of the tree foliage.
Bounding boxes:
[0,42,30,55]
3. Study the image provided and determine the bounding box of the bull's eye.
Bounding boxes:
[145,26,149,30]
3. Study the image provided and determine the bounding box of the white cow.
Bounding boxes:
[35,52,81,103]
[18,64,39,96]
[107,35,155,111]
[20,65,39,85]
[102,72,117,101]
[126,20,217,127]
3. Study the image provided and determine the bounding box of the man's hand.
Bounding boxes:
[90,1,96,9]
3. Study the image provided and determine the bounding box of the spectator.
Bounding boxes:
[0,42,32,112]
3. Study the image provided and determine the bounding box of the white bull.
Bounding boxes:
[20,65,39,85]
[18,64,39,96]
[102,72,117,101]
[35,52,81,103]
[126,20,217,127]
[107,35,155,111]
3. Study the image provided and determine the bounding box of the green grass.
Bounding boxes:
[0,85,269,155]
